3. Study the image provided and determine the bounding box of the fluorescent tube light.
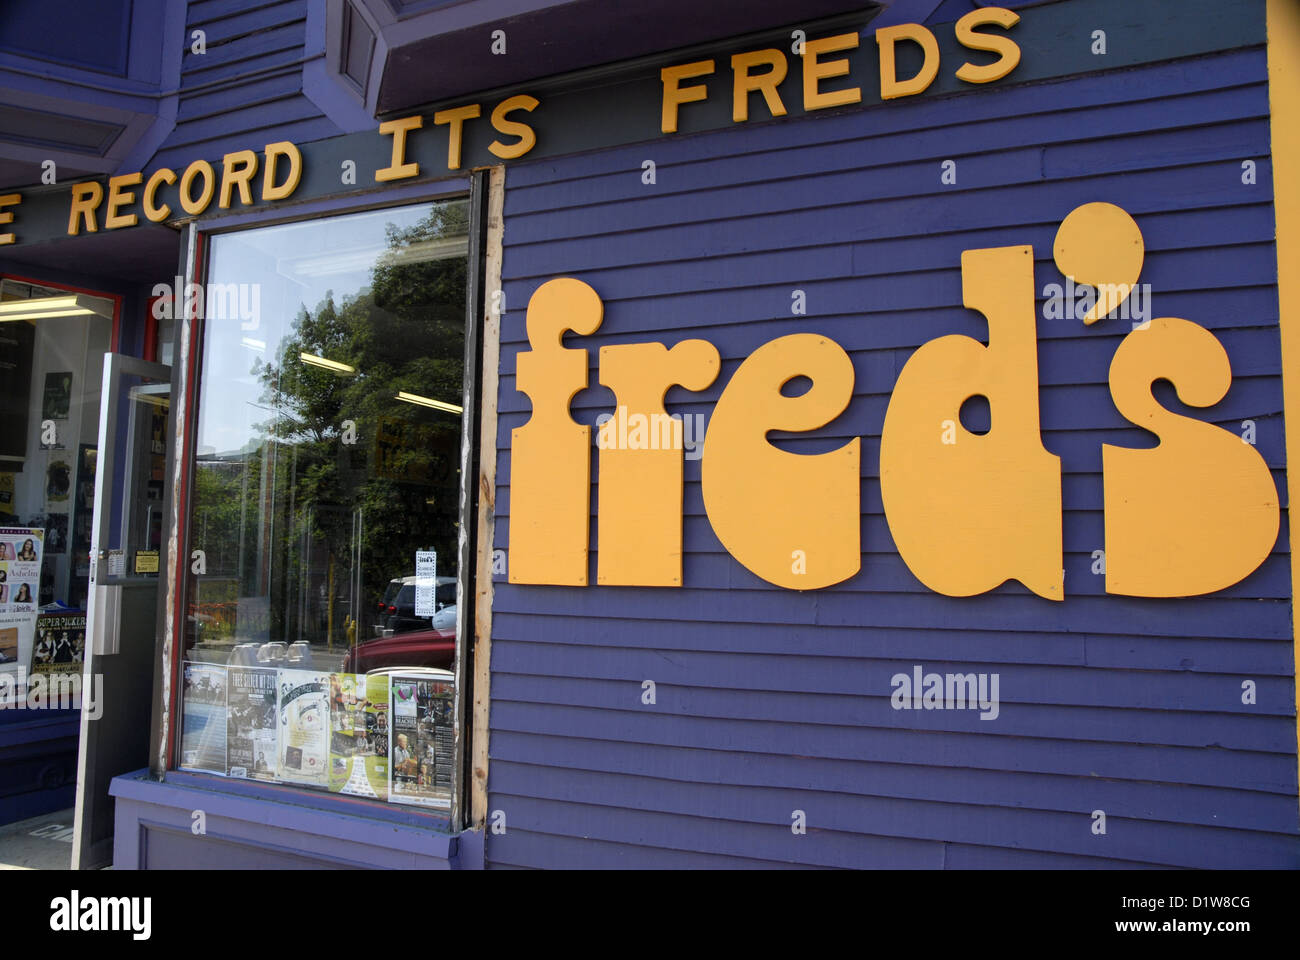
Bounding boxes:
[0,293,110,322]
[0,296,79,312]
[395,391,462,414]
[0,308,93,321]
[300,352,355,375]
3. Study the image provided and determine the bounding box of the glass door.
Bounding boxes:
[72,353,171,870]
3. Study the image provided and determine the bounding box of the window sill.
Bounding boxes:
[109,769,482,869]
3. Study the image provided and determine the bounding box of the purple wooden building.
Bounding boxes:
[0,0,1296,870]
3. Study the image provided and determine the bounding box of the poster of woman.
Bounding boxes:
[0,528,44,675]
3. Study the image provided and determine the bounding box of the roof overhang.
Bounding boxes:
[351,0,891,115]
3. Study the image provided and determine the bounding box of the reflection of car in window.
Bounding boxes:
[344,625,454,673]
[374,575,456,636]
[374,578,404,629]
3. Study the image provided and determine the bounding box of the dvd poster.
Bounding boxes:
[277,669,330,787]
[389,674,455,809]
[30,612,85,680]
[329,673,390,799]
[226,667,277,780]
[180,662,227,774]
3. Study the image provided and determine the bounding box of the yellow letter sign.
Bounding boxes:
[597,340,720,586]
[1104,318,1279,596]
[702,334,860,589]
[509,278,604,585]
[880,245,1063,599]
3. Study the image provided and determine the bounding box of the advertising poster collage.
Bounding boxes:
[181,662,454,810]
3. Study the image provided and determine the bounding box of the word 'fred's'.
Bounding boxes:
[508,203,1279,600]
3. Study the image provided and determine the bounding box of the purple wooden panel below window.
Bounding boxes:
[110,770,482,870]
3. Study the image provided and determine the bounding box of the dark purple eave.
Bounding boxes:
[0,222,180,284]
[375,0,887,114]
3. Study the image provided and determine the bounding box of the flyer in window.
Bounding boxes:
[29,612,85,685]
[328,672,389,799]
[180,662,228,774]
[277,668,330,788]
[389,673,454,810]
[42,372,72,421]
[0,527,43,674]
[226,666,278,781]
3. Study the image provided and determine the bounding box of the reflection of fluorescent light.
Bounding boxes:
[240,337,266,352]
[286,236,470,277]
[300,352,355,375]
[395,391,462,414]
[0,293,111,321]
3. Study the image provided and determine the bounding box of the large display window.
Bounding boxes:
[175,198,472,813]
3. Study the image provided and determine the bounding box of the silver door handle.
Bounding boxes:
[89,583,121,656]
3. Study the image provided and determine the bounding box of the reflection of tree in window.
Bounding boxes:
[195,201,468,650]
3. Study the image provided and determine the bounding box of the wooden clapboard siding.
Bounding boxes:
[485,40,1300,868]
[152,0,327,169]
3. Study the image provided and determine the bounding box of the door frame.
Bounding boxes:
[72,350,172,870]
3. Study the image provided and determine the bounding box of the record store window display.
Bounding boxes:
[177,200,467,811]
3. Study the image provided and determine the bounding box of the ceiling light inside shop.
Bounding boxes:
[284,236,470,278]
[0,293,110,321]
[300,352,356,375]
[395,391,462,414]
[240,337,266,352]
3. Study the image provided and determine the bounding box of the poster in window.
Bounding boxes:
[71,445,97,579]
[180,662,228,774]
[227,666,278,781]
[0,625,16,666]
[43,514,68,554]
[45,460,71,505]
[415,550,436,617]
[42,372,72,421]
[329,672,389,799]
[277,669,330,787]
[30,612,85,685]
[389,672,454,809]
[0,527,43,673]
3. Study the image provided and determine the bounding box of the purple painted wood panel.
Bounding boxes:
[148,0,342,171]
[110,770,478,869]
[0,713,79,826]
[485,42,1300,868]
